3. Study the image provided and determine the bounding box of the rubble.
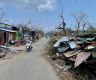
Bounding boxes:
[53,34,96,68]
[57,41,70,53]
[62,65,71,71]
[54,36,76,53]
[63,50,81,58]
[0,45,23,58]
[74,52,91,68]
[53,36,69,47]
[69,41,77,49]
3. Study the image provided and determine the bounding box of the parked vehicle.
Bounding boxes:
[26,41,32,52]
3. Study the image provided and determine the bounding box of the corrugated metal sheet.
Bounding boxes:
[0,28,17,33]
[74,52,91,68]
[69,41,76,49]
[53,36,69,47]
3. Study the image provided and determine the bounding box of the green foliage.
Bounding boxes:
[18,31,24,40]
[47,36,57,56]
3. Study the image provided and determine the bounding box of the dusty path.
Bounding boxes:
[0,37,60,80]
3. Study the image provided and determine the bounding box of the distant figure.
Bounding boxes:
[17,36,21,47]
[29,35,32,41]
[45,35,48,38]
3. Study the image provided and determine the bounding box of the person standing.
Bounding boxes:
[17,36,21,47]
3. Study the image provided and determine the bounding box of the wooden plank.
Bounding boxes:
[64,50,81,58]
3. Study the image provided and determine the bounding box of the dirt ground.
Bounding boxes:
[0,37,60,80]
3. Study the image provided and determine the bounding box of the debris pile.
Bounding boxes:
[53,34,96,68]
[0,45,22,58]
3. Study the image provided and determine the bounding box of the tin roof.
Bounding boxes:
[0,28,17,33]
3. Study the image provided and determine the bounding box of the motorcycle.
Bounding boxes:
[26,41,32,52]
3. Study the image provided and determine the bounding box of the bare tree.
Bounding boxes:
[57,10,66,35]
[72,12,87,32]
[82,22,87,31]
[87,23,95,32]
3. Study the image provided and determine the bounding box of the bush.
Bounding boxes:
[47,36,57,56]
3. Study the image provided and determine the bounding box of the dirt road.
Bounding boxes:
[0,37,60,80]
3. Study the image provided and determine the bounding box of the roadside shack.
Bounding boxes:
[0,28,17,45]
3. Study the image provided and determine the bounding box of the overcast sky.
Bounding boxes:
[0,0,96,31]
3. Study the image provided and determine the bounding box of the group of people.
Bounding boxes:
[17,35,32,47]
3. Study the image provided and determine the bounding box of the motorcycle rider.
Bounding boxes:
[26,35,33,52]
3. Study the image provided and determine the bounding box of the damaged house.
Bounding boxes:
[0,23,18,45]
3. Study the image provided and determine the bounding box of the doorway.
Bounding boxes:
[4,32,6,43]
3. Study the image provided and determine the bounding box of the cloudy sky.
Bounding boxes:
[0,0,96,31]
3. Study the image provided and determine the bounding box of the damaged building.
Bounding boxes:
[0,23,18,45]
